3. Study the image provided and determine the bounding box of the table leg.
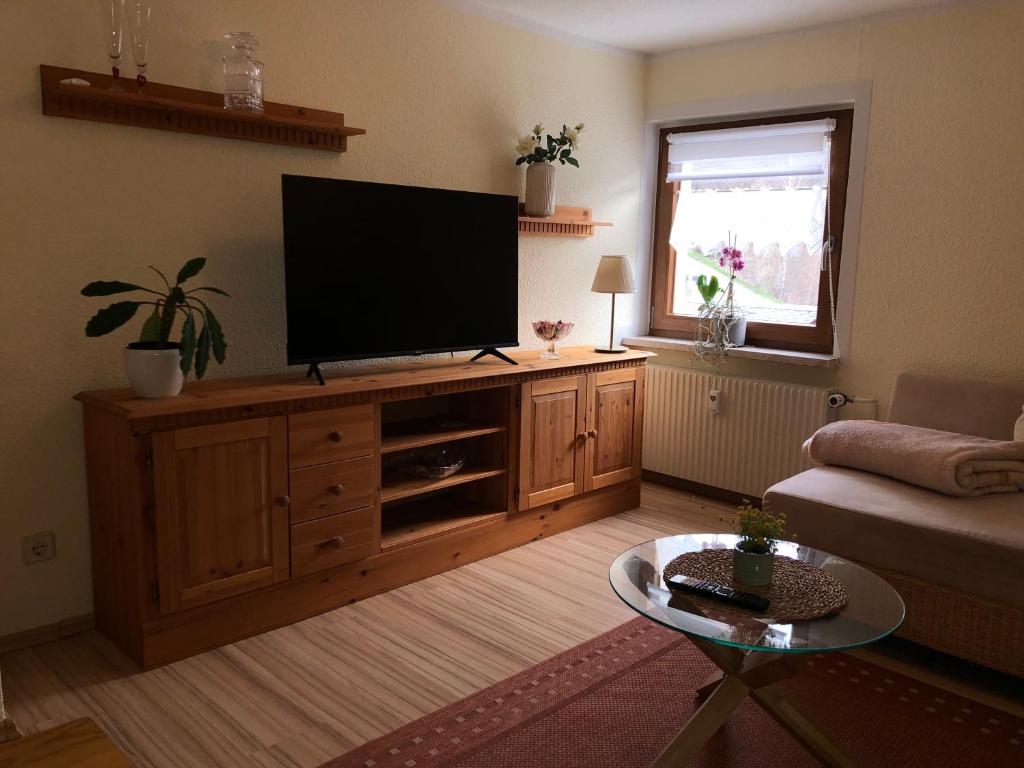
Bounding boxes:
[752,684,858,768]
[654,638,858,768]
[650,674,750,767]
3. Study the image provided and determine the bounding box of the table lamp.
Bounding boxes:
[591,255,636,353]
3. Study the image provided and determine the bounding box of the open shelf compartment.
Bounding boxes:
[380,492,505,551]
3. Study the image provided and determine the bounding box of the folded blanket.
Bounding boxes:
[804,420,1024,497]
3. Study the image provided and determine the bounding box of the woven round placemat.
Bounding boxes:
[663,549,848,623]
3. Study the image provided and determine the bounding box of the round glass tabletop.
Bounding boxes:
[609,534,905,653]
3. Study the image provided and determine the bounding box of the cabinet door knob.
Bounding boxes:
[587,429,598,439]
[275,495,291,507]
[328,430,343,443]
[317,535,345,550]
[576,432,587,442]
[328,483,345,496]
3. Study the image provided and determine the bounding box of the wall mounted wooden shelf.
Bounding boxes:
[39,64,365,153]
[518,205,612,238]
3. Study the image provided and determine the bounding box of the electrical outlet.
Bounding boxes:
[22,531,56,565]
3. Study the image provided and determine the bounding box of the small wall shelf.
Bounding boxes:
[39,64,365,153]
[518,205,613,238]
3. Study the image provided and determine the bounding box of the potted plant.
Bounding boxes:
[696,274,721,311]
[82,258,229,398]
[515,122,585,217]
[716,237,747,347]
[724,500,788,586]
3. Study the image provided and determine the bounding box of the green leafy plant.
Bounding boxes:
[723,500,788,554]
[695,274,720,309]
[515,122,585,167]
[82,258,229,379]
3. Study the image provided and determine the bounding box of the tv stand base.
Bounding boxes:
[470,347,518,366]
[306,363,326,386]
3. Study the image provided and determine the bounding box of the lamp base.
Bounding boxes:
[594,346,629,354]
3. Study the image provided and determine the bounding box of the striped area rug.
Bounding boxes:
[324,617,1023,768]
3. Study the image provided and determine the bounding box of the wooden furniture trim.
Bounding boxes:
[40,65,365,153]
[585,366,645,492]
[142,481,640,667]
[152,416,289,613]
[79,350,649,668]
[75,346,654,432]
[381,422,506,454]
[381,466,507,504]
[0,718,132,767]
[648,110,854,354]
[517,205,612,238]
[517,375,587,510]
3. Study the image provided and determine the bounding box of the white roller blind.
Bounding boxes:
[666,119,835,182]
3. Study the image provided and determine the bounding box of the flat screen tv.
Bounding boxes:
[282,175,519,366]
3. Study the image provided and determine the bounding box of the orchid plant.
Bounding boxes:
[716,235,746,312]
[515,123,585,167]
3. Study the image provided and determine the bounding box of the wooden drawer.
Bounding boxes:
[289,404,375,468]
[289,456,375,524]
[290,506,379,577]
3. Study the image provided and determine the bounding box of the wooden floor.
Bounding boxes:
[1,484,1021,767]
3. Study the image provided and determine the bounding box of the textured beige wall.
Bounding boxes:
[645,0,1024,404]
[0,0,644,635]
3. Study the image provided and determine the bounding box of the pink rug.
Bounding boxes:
[324,618,1024,767]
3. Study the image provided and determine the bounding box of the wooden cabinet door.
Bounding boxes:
[518,376,587,510]
[152,417,289,613]
[585,368,644,492]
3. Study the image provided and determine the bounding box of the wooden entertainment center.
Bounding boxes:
[76,347,651,668]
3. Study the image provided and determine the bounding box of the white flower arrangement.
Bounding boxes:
[514,122,585,167]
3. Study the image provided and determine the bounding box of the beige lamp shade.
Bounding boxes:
[591,255,636,294]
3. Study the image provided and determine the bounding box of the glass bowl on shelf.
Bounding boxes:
[405,445,465,480]
[532,320,574,360]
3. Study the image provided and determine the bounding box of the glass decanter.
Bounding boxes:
[223,33,264,113]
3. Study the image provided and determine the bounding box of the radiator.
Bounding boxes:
[643,365,833,498]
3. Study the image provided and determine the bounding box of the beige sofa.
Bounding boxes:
[766,372,1024,676]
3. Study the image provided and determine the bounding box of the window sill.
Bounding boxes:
[622,336,839,369]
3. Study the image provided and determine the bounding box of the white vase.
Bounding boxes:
[124,343,184,398]
[524,163,556,217]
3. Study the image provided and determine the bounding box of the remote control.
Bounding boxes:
[665,574,770,612]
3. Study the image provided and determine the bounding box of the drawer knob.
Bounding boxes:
[328,483,345,496]
[587,429,598,439]
[275,495,291,507]
[317,535,345,550]
[328,430,343,443]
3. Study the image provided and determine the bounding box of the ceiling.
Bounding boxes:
[462,0,960,53]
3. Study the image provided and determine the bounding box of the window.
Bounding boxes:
[649,109,853,353]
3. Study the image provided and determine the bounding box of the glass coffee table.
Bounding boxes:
[609,534,905,768]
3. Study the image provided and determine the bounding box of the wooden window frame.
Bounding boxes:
[649,109,854,354]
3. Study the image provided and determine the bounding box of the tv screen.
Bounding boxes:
[282,175,519,365]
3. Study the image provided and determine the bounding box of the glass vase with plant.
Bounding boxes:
[82,257,229,398]
[723,500,788,586]
[515,122,585,217]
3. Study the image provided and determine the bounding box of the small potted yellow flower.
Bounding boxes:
[723,501,788,586]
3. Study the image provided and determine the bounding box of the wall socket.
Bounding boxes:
[22,531,56,565]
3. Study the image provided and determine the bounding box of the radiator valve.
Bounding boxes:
[827,392,849,409]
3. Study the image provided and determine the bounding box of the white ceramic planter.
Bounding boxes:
[124,343,184,398]
[727,315,747,347]
[524,162,556,217]
[733,544,774,587]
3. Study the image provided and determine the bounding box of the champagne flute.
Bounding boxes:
[130,1,151,91]
[107,0,126,89]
